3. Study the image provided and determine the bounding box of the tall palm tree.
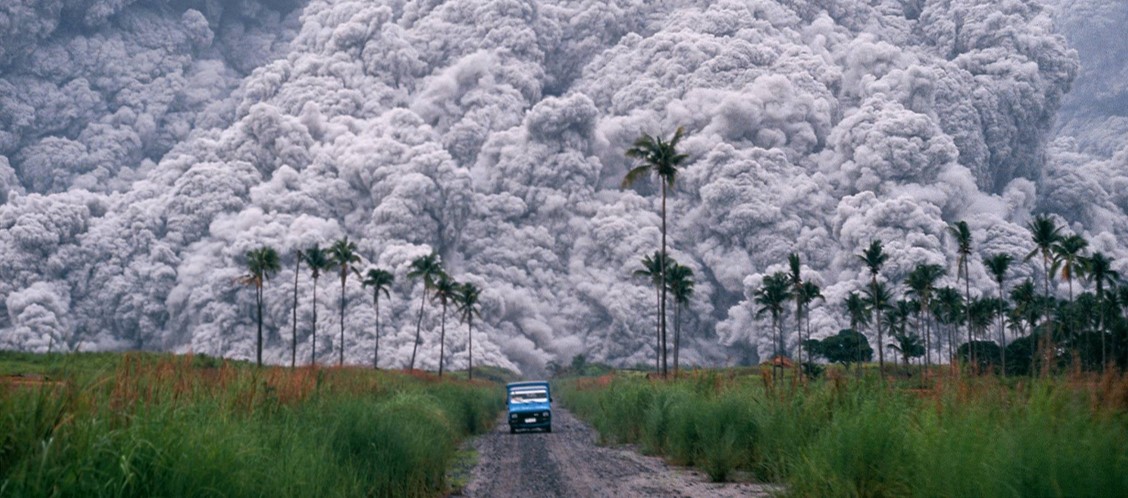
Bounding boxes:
[455,282,482,380]
[755,272,791,383]
[907,263,945,369]
[407,253,444,371]
[949,221,974,365]
[844,291,872,372]
[858,240,889,373]
[1026,215,1063,374]
[329,236,362,366]
[984,253,1014,375]
[788,253,804,375]
[361,268,394,369]
[431,274,459,378]
[1085,252,1119,370]
[623,127,689,378]
[634,251,672,375]
[290,250,302,368]
[864,281,894,365]
[303,244,332,365]
[799,281,824,369]
[667,263,695,379]
[241,246,281,367]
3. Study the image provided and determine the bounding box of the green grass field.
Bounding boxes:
[558,368,1128,497]
[0,351,504,497]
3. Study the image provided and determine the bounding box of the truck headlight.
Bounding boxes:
[543,411,550,417]
[510,413,518,419]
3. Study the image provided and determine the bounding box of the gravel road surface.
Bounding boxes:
[454,407,778,497]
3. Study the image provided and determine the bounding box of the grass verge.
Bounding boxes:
[0,352,502,497]
[558,369,1128,497]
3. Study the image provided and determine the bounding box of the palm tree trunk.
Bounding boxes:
[874,279,884,376]
[256,284,264,367]
[410,290,427,370]
[673,302,681,379]
[439,302,447,377]
[655,285,660,374]
[291,257,300,369]
[311,278,319,365]
[373,295,380,369]
[468,315,474,381]
[339,275,346,367]
[796,297,803,379]
[660,183,668,378]
[965,263,973,370]
[999,283,1007,376]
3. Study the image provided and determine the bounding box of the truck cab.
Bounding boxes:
[506,381,552,433]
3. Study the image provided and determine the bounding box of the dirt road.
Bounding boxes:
[455,407,777,497]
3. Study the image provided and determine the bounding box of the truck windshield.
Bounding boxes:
[509,390,548,403]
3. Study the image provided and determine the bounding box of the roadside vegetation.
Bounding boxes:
[558,369,1128,497]
[0,351,502,497]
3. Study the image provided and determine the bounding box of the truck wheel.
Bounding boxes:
[546,425,552,433]
[510,427,516,434]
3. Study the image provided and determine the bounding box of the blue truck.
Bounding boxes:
[506,381,552,433]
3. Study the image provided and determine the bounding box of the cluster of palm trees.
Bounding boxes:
[624,127,697,379]
[757,213,1127,377]
[240,241,482,377]
[634,251,696,378]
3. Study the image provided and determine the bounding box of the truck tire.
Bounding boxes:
[546,425,552,433]
[510,426,516,434]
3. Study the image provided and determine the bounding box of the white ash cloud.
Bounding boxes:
[1,0,1122,374]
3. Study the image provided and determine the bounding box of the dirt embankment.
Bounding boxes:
[454,407,777,498]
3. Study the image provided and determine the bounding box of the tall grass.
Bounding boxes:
[560,370,1128,497]
[0,353,501,497]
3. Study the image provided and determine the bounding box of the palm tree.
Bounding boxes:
[949,221,974,365]
[407,253,444,371]
[455,282,482,380]
[984,253,1014,375]
[241,246,281,367]
[798,281,824,369]
[935,286,964,366]
[1085,252,1119,369]
[623,127,689,378]
[431,274,459,377]
[329,236,362,366]
[858,240,889,373]
[1026,215,1062,298]
[1025,215,1063,373]
[1052,234,1089,304]
[290,250,302,368]
[303,244,332,365]
[788,253,804,376]
[667,263,695,379]
[844,291,872,373]
[907,263,945,369]
[634,251,672,375]
[864,281,894,367]
[361,268,394,369]
[755,272,791,383]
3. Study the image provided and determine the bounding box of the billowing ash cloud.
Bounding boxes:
[0,0,1121,374]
